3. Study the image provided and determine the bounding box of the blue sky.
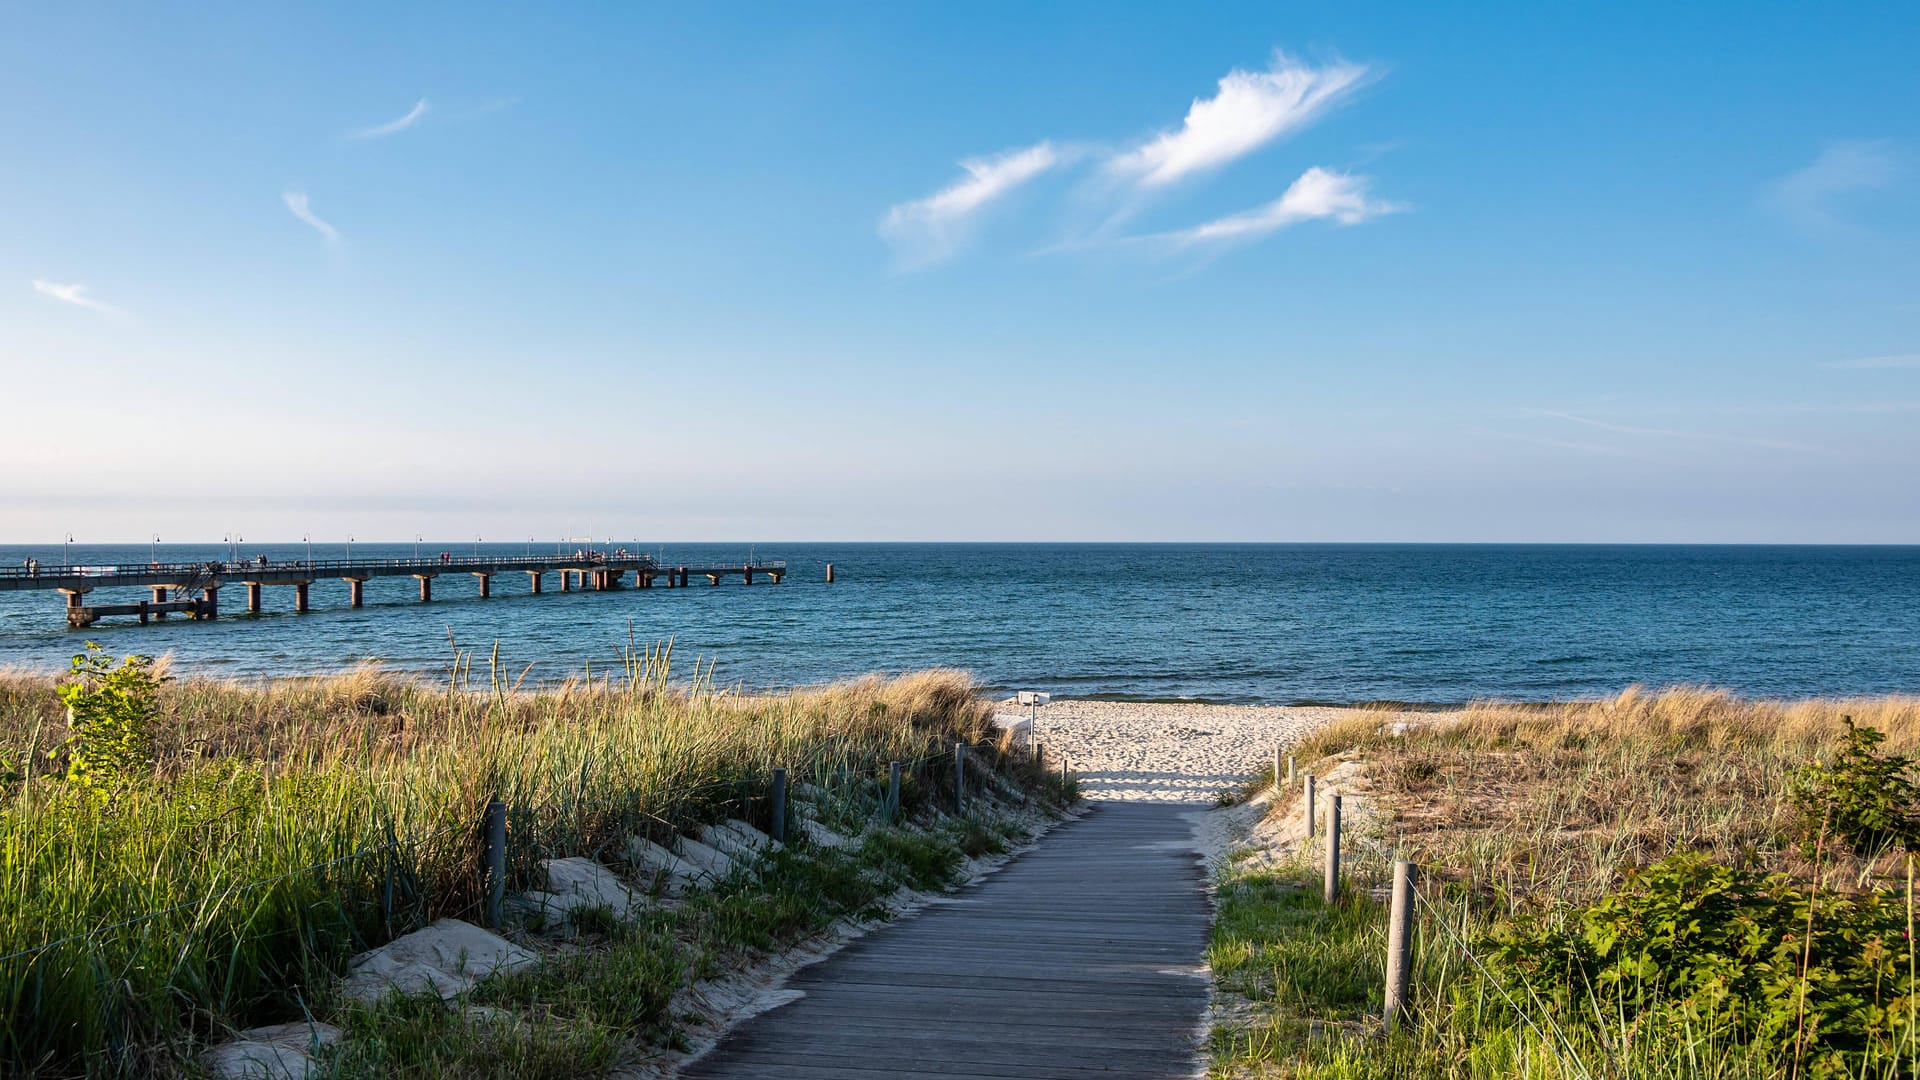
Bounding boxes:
[2,3,1916,543]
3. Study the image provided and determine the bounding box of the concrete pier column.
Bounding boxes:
[825,563,834,584]
[347,578,365,608]
[151,585,170,619]
[605,569,624,589]
[528,571,543,594]
[201,586,219,620]
[246,582,263,614]
[475,573,492,599]
[680,568,689,588]
[768,570,784,584]
[416,575,434,602]
[708,573,721,586]
[561,571,573,591]
[294,582,310,613]
[138,601,149,625]
[743,568,755,585]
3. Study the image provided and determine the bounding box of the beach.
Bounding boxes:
[994,697,1444,804]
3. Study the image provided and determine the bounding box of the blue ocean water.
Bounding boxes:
[0,543,1915,705]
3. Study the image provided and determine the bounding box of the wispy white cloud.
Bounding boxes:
[282,190,341,246]
[880,141,1062,268]
[1166,167,1402,244]
[31,280,123,317]
[1763,139,1899,236]
[349,99,430,140]
[1537,410,1823,453]
[1824,353,1920,369]
[1107,53,1373,190]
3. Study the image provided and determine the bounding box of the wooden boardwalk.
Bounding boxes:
[685,802,1211,1080]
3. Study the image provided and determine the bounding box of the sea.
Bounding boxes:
[1,543,1916,705]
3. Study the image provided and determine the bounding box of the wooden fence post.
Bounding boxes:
[1385,860,1416,1031]
[954,743,966,815]
[1323,794,1342,904]
[770,767,788,844]
[887,760,902,823]
[1303,774,1317,838]
[482,798,506,929]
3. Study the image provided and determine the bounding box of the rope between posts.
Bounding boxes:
[1411,886,1591,1080]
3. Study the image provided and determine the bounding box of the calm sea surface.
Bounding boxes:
[0,543,1915,705]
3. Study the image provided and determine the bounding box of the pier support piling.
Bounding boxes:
[474,573,491,599]
[294,582,310,613]
[528,571,543,594]
[825,563,835,584]
[150,586,169,619]
[346,578,365,608]
[201,586,219,619]
[245,582,263,615]
[561,571,572,591]
[415,575,434,602]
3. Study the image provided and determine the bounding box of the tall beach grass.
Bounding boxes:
[0,648,1023,1075]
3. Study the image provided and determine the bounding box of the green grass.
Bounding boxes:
[0,654,1070,1077]
[1210,688,1920,1079]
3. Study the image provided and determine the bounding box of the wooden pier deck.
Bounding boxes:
[0,553,788,627]
[685,802,1211,1080]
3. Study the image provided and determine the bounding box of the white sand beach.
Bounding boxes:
[994,698,1442,805]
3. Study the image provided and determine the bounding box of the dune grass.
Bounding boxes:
[0,648,1058,1077]
[1211,686,1920,1079]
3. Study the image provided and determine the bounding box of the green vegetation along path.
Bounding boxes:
[684,802,1211,1079]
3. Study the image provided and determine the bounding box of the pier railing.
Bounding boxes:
[0,555,787,583]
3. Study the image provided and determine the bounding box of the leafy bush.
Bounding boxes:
[1486,853,1917,1076]
[1789,718,1920,856]
[54,644,162,790]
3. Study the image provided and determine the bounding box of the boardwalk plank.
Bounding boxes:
[684,803,1209,1080]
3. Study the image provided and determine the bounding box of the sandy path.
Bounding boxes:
[993,699,1396,805]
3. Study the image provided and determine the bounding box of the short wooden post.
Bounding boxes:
[1062,754,1071,793]
[1287,755,1296,784]
[887,760,902,822]
[1385,860,1416,1031]
[954,743,966,815]
[1272,747,1283,789]
[1303,774,1317,838]
[1323,794,1342,904]
[770,767,788,844]
[482,798,506,928]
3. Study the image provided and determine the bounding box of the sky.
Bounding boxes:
[2,3,1917,544]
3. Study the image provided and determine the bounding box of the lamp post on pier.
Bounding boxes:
[473,536,482,560]
[64,533,72,567]
[346,534,354,562]
[414,535,423,561]
[150,533,159,565]
[304,534,313,568]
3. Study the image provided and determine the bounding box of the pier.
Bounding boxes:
[0,554,787,628]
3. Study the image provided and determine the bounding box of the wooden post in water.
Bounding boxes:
[770,767,788,844]
[1323,794,1342,904]
[1303,774,1316,838]
[482,798,506,929]
[825,563,835,584]
[1385,860,1416,1031]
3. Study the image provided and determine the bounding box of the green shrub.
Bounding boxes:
[54,645,162,790]
[1789,718,1920,856]
[1486,852,1917,1076]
